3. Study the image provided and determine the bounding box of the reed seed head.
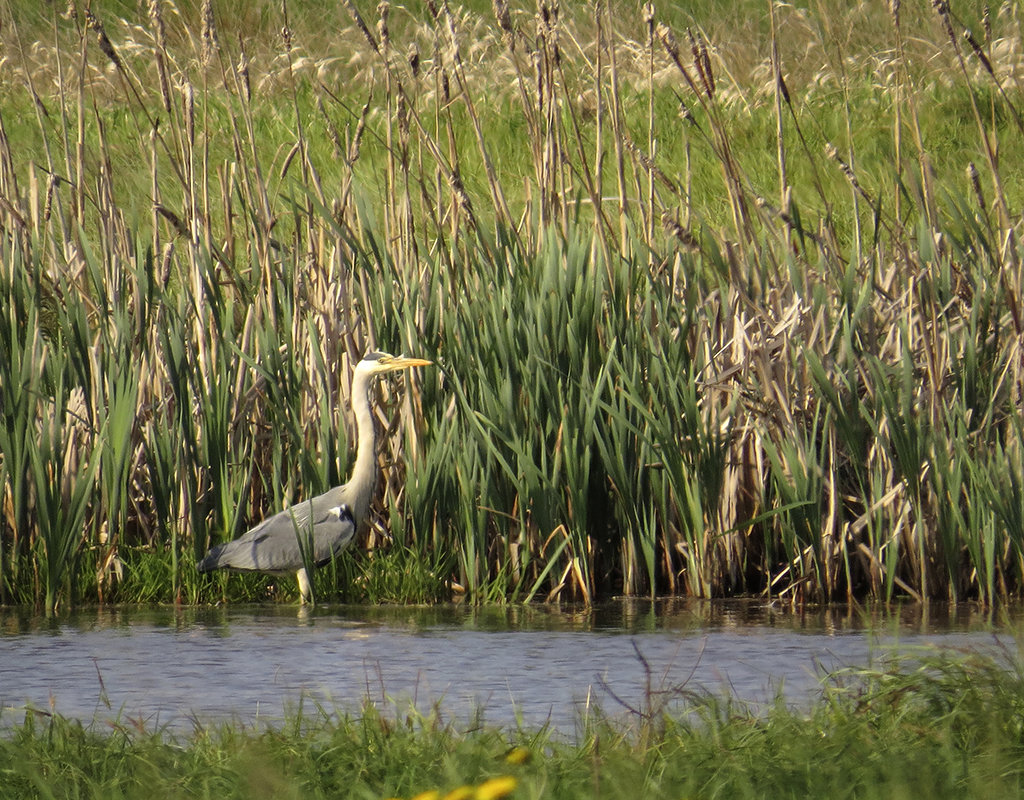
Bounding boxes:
[236,44,251,102]
[183,81,195,146]
[688,29,715,99]
[656,23,680,61]
[964,30,995,75]
[347,100,369,164]
[201,0,218,65]
[408,43,420,77]
[493,0,512,35]
[967,161,986,210]
[662,211,700,251]
[85,10,122,69]
[43,173,56,223]
[147,0,166,50]
[340,0,380,54]
[377,2,390,51]
[318,95,344,157]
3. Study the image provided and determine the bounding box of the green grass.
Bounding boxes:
[2,648,1024,799]
[3,0,1024,607]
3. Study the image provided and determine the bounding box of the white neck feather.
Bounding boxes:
[348,365,379,527]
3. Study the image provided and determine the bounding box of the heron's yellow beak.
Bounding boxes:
[389,355,433,369]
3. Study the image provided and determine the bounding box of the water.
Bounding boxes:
[0,600,1016,734]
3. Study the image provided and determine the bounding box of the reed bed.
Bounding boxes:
[2,0,1024,609]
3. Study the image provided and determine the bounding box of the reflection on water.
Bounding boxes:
[0,600,1018,733]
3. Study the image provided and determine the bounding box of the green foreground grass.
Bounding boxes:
[2,649,1024,800]
[4,0,1024,609]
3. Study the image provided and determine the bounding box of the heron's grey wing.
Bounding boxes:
[308,501,358,564]
[220,501,354,567]
[197,506,312,572]
[197,488,354,573]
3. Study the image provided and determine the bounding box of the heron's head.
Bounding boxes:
[359,351,432,377]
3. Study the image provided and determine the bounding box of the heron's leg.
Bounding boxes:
[296,568,312,604]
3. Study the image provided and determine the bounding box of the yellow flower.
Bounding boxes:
[410,792,441,800]
[504,747,531,765]
[475,776,518,800]
[442,787,476,800]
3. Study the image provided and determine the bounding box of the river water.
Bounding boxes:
[0,600,1017,734]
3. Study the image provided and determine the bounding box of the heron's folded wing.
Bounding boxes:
[309,504,357,564]
[208,508,308,571]
[204,497,353,572]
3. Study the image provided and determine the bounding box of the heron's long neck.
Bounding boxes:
[349,368,378,526]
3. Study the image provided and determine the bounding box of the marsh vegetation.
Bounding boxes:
[3,646,1024,799]
[2,0,1024,609]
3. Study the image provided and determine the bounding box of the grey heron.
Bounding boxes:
[197,351,432,602]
